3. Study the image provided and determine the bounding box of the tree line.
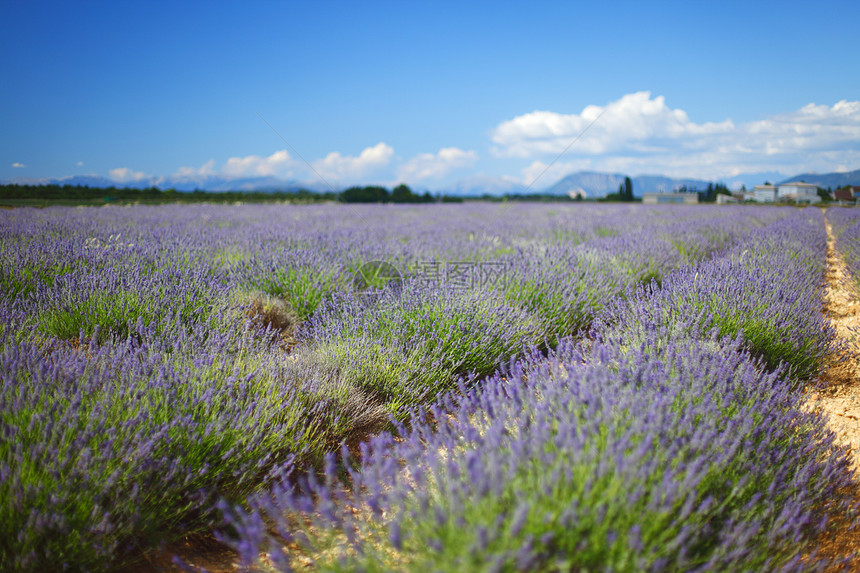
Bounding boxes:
[3,180,802,206]
[341,184,433,203]
[0,182,591,205]
[0,184,337,204]
[603,177,635,202]
[0,183,467,205]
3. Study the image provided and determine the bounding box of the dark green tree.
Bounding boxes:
[391,184,415,203]
[340,186,390,203]
[623,176,633,201]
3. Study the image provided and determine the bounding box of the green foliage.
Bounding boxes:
[296,345,833,573]
[0,344,342,571]
[354,261,402,290]
[340,186,390,203]
[607,177,635,202]
[503,274,614,346]
[249,266,339,321]
[37,291,146,341]
[36,290,214,344]
[339,184,437,204]
[309,291,542,410]
[0,267,40,298]
[0,183,336,206]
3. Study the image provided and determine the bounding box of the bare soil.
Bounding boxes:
[810,223,860,471]
[115,533,246,573]
[806,218,860,568]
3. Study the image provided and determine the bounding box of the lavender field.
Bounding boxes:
[2,203,858,571]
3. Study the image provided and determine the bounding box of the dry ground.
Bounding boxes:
[805,218,860,569]
[115,533,251,573]
[811,221,860,471]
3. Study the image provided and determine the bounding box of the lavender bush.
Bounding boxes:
[227,334,851,571]
[596,208,832,382]
[0,320,375,571]
[1,203,841,571]
[300,281,545,412]
[223,207,852,571]
[826,206,860,289]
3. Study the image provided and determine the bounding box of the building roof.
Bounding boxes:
[779,182,818,188]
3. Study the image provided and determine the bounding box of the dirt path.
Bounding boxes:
[806,216,860,567]
[812,219,860,470]
[115,533,248,573]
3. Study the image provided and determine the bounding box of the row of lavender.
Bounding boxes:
[0,204,819,570]
[827,207,860,292]
[227,208,854,571]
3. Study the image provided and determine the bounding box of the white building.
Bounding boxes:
[778,182,820,204]
[753,185,777,202]
[642,192,698,205]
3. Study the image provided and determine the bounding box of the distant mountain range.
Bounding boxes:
[542,171,723,198]
[4,168,859,198]
[777,169,860,189]
[441,175,525,196]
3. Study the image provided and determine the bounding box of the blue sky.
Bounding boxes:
[2,0,859,190]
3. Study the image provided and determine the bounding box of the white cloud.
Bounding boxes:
[397,147,478,182]
[312,142,394,183]
[491,92,860,180]
[109,167,148,182]
[11,162,25,168]
[169,145,393,185]
[175,159,217,178]
[77,161,84,167]
[737,100,860,156]
[491,92,734,158]
[222,150,292,178]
